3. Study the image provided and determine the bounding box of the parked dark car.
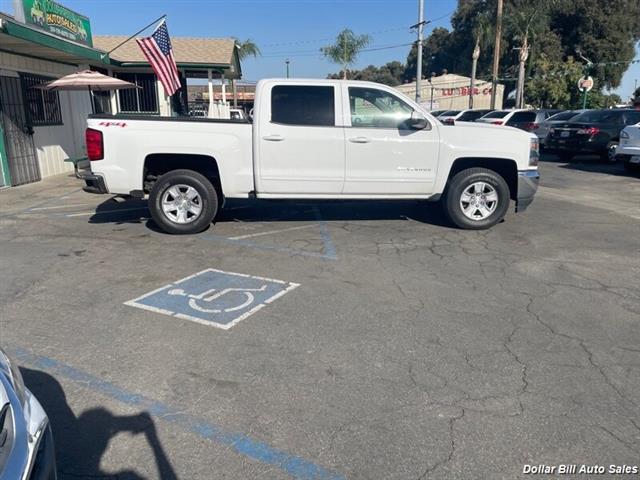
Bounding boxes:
[457,109,494,122]
[505,109,559,132]
[546,109,640,161]
[534,109,587,146]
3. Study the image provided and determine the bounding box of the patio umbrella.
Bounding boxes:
[36,70,140,113]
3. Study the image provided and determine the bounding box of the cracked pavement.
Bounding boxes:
[0,157,638,479]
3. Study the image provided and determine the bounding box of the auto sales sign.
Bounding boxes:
[16,0,93,47]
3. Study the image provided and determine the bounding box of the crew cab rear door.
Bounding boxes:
[255,83,344,194]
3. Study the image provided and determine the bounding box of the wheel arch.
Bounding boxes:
[143,153,224,204]
[447,157,518,200]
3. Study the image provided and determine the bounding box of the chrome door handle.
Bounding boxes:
[348,136,371,144]
[262,134,284,141]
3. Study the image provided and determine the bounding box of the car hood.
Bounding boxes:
[439,121,534,169]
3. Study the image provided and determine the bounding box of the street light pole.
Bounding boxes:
[285,59,290,78]
[415,0,424,103]
[490,0,503,109]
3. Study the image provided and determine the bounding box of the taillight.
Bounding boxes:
[86,128,103,161]
[524,122,539,131]
[491,121,504,125]
[577,127,600,136]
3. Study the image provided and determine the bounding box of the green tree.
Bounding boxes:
[328,61,406,86]
[321,29,371,79]
[405,27,453,82]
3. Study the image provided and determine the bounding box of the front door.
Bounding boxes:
[257,84,344,195]
[0,76,40,186]
[343,85,439,195]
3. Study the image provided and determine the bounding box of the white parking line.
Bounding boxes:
[228,224,316,240]
[30,203,93,211]
[65,207,148,217]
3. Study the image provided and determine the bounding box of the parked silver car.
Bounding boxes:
[0,349,56,480]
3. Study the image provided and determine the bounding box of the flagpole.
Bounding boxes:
[100,14,167,61]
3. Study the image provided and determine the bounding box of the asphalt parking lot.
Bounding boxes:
[1,156,639,479]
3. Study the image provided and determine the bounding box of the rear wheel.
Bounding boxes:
[558,151,573,162]
[443,168,510,230]
[601,141,618,163]
[149,169,218,234]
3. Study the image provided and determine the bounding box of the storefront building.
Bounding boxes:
[0,1,240,187]
[395,73,504,112]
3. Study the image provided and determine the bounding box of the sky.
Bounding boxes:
[2,0,638,99]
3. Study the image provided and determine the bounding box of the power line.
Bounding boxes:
[260,42,415,59]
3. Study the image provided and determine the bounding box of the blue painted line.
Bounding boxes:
[13,347,343,480]
[312,208,337,261]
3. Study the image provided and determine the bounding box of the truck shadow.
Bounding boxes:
[20,367,178,480]
[88,198,453,232]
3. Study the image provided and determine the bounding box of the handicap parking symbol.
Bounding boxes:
[125,269,300,329]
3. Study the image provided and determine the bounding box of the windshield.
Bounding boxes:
[547,111,579,121]
[482,110,509,119]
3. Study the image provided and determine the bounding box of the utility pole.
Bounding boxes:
[490,0,503,109]
[514,39,529,108]
[415,0,425,103]
[286,58,290,78]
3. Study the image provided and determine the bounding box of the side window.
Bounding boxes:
[507,112,536,124]
[271,85,335,126]
[349,87,414,129]
[624,112,640,125]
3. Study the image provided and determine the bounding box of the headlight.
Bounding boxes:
[0,349,27,407]
[620,130,630,139]
[529,138,540,166]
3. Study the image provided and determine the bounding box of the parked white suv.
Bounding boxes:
[81,79,539,234]
[616,122,640,172]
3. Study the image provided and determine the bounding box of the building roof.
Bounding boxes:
[93,35,238,70]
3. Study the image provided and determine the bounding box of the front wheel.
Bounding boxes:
[443,168,510,230]
[148,169,218,234]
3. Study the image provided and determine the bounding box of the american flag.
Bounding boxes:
[136,20,181,96]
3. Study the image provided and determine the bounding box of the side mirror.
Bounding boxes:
[407,111,429,130]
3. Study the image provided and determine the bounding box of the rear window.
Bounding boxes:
[441,110,460,116]
[570,110,623,124]
[548,111,578,121]
[508,112,536,123]
[271,85,335,126]
[482,110,509,119]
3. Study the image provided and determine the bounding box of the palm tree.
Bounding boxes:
[233,39,261,108]
[506,0,555,107]
[469,13,492,108]
[321,29,371,79]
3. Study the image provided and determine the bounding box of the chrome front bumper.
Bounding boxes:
[516,170,540,213]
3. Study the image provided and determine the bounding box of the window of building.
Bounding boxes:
[115,73,158,113]
[89,67,112,114]
[20,73,63,126]
[271,85,335,126]
[349,87,413,129]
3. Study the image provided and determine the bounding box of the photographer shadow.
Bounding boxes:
[20,367,178,480]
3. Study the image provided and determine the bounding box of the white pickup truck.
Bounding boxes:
[82,79,540,234]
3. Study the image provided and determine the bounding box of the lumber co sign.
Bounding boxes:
[439,86,493,97]
[16,0,93,47]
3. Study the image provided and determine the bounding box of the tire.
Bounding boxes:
[148,169,218,234]
[558,151,573,162]
[624,161,640,173]
[443,168,511,230]
[601,142,618,163]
